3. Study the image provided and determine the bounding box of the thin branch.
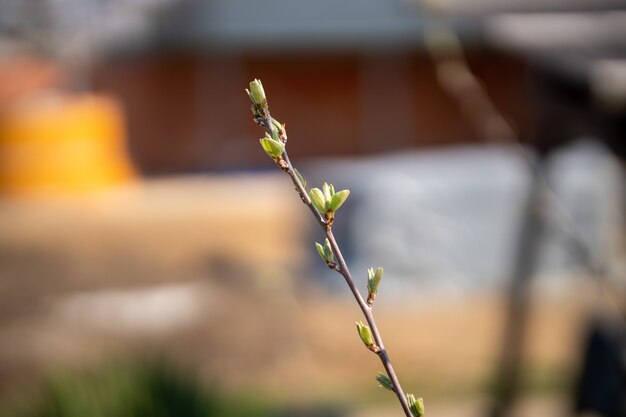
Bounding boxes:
[282,149,413,416]
[258,112,326,227]
[324,228,413,417]
[248,79,417,417]
[284,154,326,227]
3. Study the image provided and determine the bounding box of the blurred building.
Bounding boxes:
[90,0,531,174]
[86,0,626,175]
[1,0,624,174]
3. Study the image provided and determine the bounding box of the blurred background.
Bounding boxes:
[1,0,626,416]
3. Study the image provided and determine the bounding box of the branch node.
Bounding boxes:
[369,345,381,354]
[277,158,289,170]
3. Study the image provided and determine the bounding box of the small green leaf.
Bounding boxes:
[367,267,383,295]
[315,239,333,264]
[309,188,326,213]
[356,321,374,348]
[329,189,350,212]
[407,394,424,417]
[259,136,272,152]
[315,242,326,262]
[375,372,394,392]
[270,118,284,142]
[323,238,334,263]
[259,136,284,159]
[416,398,424,417]
[322,183,332,204]
[367,268,375,292]
[294,168,307,189]
[407,394,417,416]
[248,79,266,105]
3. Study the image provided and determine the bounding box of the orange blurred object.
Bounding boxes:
[0,93,135,195]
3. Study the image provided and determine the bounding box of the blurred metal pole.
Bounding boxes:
[414,3,626,415]
[417,7,545,414]
[488,155,547,417]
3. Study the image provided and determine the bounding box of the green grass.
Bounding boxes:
[1,359,346,417]
[1,360,266,417]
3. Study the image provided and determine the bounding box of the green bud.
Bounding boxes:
[329,189,350,212]
[416,398,424,417]
[407,394,424,417]
[314,239,334,264]
[356,321,374,348]
[270,118,282,142]
[310,183,349,214]
[309,188,326,213]
[375,372,394,392]
[367,267,383,298]
[259,135,284,159]
[294,168,307,189]
[247,79,266,105]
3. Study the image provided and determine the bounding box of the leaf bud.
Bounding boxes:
[247,79,266,105]
[407,394,424,417]
[356,321,374,348]
[259,135,284,159]
[375,372,394,392]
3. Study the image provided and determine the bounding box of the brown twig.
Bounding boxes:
[248,81,414,417]
[323,226,413,417]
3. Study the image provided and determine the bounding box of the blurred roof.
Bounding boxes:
[482,11,626,105]
[483,12,626,55]
[443,0,626,15]
[157,0,425,52]
[127,0,626,111]
[2,0,625,56]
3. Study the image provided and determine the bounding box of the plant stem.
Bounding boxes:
[285,154,413,417]
[324,228,413,417]
[260,114,326,228]
[257,108,413,417]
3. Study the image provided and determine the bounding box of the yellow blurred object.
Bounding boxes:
[0,92,135,195]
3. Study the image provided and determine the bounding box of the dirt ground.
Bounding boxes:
[0,174,611,416]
